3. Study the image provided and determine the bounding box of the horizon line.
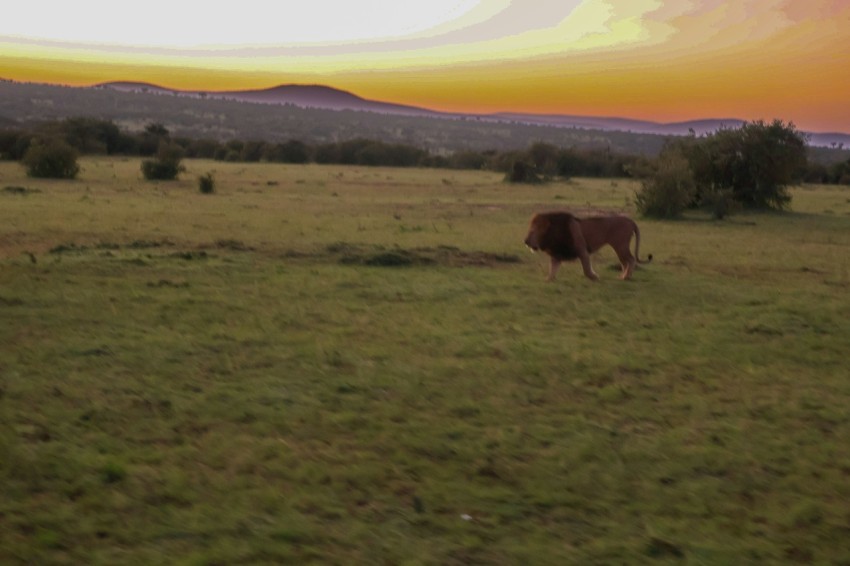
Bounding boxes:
[4,76,850,138]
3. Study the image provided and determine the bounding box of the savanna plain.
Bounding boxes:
[1,157,849,564]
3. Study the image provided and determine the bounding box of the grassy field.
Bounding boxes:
[1,157,849,564]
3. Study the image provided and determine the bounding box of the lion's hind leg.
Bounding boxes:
[616,262,632,280]
[614,246,637,280]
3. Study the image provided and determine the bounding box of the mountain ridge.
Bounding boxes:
[94,81,849,147]
[97,81,441,117]
[2,79,848,154]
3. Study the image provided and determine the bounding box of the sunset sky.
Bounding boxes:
[2,0,849,132]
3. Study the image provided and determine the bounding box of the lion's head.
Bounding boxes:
[524,213,550,251]
[524,212,580,260]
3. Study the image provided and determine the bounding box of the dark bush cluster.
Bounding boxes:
[141,142,185,181]
[3,117,846,200]
[634,120,810,217]
[21,138,80,179]
[803,157,850,185]
[314,138,427,167]
[504,161,543,184]
[140,159,181,180]
[489,142,638,180]
[0,117,646,178]
[198,172,215,194]
[632,151,695,218]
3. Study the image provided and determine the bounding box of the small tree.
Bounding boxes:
[505,161,542,184]
[687,120,806,210]
[139,122,170,156]
[59,117,123,154]
[198,172,215,194]
[527,142,560,177]
[22,138,80,179]
[829,158,850,185]
[141,142,184,181]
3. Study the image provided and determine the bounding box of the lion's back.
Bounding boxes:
[580,215,636,251]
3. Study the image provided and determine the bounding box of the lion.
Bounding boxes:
[524,211,652,281]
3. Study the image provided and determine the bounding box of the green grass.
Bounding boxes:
[2,158,850,564]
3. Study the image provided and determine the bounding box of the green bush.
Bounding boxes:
[527,142,560,177]
[198,172,215,194]
[672,120,806,210]
[634,151,695,218]
[21,138,80,179]
[141,159,181,180]
[141,142,184,181]
[504,161,542,184]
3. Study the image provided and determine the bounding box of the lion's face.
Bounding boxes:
[524,214,550,251]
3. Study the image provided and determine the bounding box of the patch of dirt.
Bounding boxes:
[203,239,255,252]
[48,240,175,254]
[2,186,41,195]
[325,243,521,268]
[169,251,209,261]
[14,237,520,270]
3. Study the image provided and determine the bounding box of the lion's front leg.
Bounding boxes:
[547,257,561,281]
[569,219,599,281]
[578,252,599,281]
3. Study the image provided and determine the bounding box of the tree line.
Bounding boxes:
[2,117,848,215]
[0,117,645,177]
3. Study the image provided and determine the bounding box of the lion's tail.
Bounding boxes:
[634,222,653,264]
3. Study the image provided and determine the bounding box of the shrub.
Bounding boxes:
[634,151,695,218]
[527,142,560,177]
[0,130,33,160]
[198,172,215,194]
[674,120,806,210]
[141,142,184,181]
[505,161,542,184]
[59,117,124,154]
[830,159,850,185]
[21,138,80,179]
[141,159,181,180]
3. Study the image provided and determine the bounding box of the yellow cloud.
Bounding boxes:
[1,0,848,132]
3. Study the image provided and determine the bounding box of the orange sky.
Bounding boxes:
[2,0,849,132]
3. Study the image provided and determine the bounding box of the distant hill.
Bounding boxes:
[492,113,747,137]
[490,114,849,147]
[96,82,176,96]
[97,82,442,117]
[2,79,849,156]
[96,81,749,136]
[95,81,850,148]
